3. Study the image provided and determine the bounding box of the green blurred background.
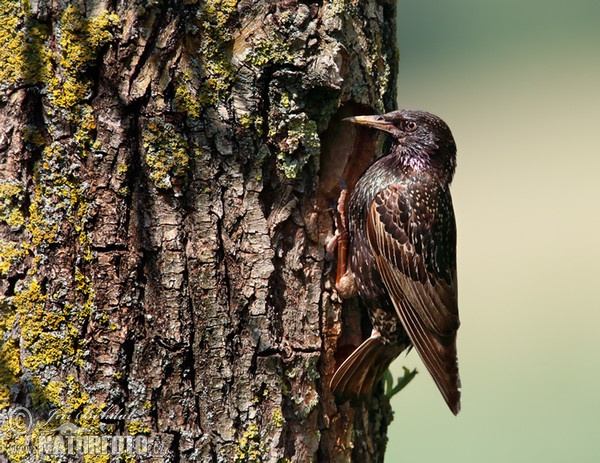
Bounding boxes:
[387,1,600,462]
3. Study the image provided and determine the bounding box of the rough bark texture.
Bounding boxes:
[0,1,398,462]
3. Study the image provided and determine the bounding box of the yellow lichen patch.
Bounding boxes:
[324,0,347,18]
[24,382,112,462]
[0,181,25,230]
[0,1,27,85]
[27,143,74,247]
[0,307,18,410]
[197,0,238,105]
[50,77,90,110]
[246,35,294,67]
[0,289,16,333]
[58,5,119,75]
[83,455,111,463]
[11,279,58,370]
[78,402,105,432]
[271,407,284,428]
[125,421,151,435]
[27,143,93,261]
[0,418,28,462]
[30,378,63,409]
[30,375,105,434]
[12,268,92,372]
[0,339,21,409]
[12,279,46,323]
[118,454,138,463]
[142,120,189,190]
[21,125,46,147]
[27,187,59,247]
[22,333,74,371]
[74,267,95,319]
[175,71,201,118]
[48,5,119,111]
[175,82,202,119]
[0,0,52,89]
[235,423,267,463]
[54,5,119,84]
[0,240,28,276]
[201,0,238,27]
[240,114,263,135]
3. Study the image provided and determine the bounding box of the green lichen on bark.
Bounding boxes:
[176,1,325,182]
[274,114,320,179]
[267,90,321,179]
[196,0,238,105]
[174,70,202,119]
[28,143,93,260]
[142,119,190,190]
[368,32,390,112]
[245,35,294,67]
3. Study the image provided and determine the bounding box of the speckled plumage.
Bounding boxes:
[331,110,461,415]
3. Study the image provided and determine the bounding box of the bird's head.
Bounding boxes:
[344,110,457,183]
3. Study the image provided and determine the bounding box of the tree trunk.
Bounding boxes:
[0,1,398,461]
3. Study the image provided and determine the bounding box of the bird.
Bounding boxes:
[330,109,461,415]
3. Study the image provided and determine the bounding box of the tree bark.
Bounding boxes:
[0,1,398,461]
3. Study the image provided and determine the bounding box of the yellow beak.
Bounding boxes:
[342,115,395,133]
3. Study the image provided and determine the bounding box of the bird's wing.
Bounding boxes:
[366,183,461,413]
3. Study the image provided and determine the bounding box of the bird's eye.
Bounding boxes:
[403,121,418,132]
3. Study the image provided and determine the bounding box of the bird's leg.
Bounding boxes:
[329,189,357,298]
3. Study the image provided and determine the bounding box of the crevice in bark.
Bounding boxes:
[169,430,182,463]
[90,243,128,252]
[266,256,286,346]
[257,160,278,224]
[120,334,136,413]
[122,92,150,248]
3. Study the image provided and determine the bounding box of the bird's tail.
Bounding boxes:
[330,331,405,398]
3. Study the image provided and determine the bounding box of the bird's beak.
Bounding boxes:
[342,115,394,133]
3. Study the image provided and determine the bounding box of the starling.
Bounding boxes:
[330,109,461,415]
